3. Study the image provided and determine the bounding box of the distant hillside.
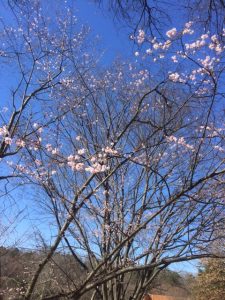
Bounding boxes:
[0,247,193,299]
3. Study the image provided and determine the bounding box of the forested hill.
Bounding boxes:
[0,247,193,299]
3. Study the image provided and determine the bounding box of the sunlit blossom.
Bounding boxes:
[166,27,177,38]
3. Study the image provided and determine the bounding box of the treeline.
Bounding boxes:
[0,247,193,300]
[0,247,88,299]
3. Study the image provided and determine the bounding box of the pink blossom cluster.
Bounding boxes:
[209,35,223,54]
[166,28,177,39]
[137,29,145,44]
[66,146,118,174]
[85,153,110,174]
[0,125,12,144]
[67,154,84,171]
[16,139,26,148]
[168,72,186,83]
[166,135,194,151]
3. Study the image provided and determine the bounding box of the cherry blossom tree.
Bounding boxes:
[19,24,224,300]
[0,1,225,300]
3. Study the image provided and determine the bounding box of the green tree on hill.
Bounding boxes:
[193,258,225,300]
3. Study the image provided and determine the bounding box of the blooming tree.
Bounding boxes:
[0,1,225,300]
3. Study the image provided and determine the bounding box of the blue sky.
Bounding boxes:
[75,0,132,61]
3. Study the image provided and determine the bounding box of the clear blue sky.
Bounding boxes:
[75,0,133,61]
